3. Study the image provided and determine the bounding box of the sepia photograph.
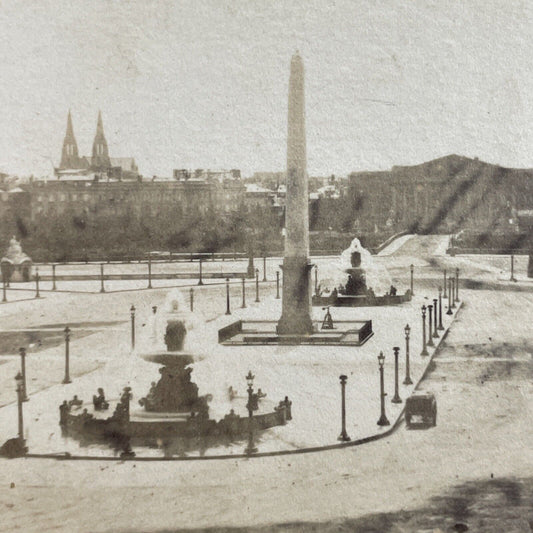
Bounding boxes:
[0,1,533,531]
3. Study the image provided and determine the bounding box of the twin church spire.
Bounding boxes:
[59,110,110,170]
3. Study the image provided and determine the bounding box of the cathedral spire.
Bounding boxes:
[91,110,110,170]
[59,110,80,169]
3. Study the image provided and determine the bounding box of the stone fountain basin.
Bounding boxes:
[140,352,194,366]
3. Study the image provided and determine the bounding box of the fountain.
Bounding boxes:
[59,288,292,455]
[313,237,412,307]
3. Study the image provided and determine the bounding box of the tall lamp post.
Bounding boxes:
[2,273,7,302]
[455,267,460,302]
[451,278,456,309]
[198,259,204,286]
[391,346,402,403]
[225,278,231,315]
[52,264,57,291]
[241,278,246,308]
[100,263,105,293]
[15,372,25,446]
[62,326,72,384]
[403,324,412,385]
[438,286,444,330]
[427,304,435,347]
[275,271,280,299]
[245,370,258,455]
[189,288,194,312]
[410,264,414,295]
[421,305,429,356]
[147,254,152,289]
[338,375,350,441]
[314,265,318,296]
[377,352,390,426]
[432,298,439,338]
[443,269,447,298]
[35,268,41,298]
[130,305,136,349]
[255,268,260,303]
[447,279,453,315]
[19,347,28,401]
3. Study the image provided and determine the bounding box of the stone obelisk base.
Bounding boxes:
[276,257,314,336]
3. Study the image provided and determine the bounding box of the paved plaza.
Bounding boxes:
[0,235,532,531]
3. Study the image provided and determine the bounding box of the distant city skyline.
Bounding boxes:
[1,0,533,177]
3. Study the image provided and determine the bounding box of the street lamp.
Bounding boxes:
[2,272,7,302]
[225,278,231,315]
[100,263,105,293]
[438,286,444,330]
[451,278,456,309]
[15,372,25,445]
[241,277,246,308]
[35,268,41,298]
[427,304,435,347]
[52,264,57,291]
[130,305,136,349]
[432,298,439,338]
[443,269,447,298]
[255,268,260,303]
[377,352,390,426]
[403,324,412,385]
[198,258,204,286]
[62,326,72,384]
[447,279,453,315]
[421,305,429,356]
[338,374,350,441]
[391,347,402,403]
[314,265,318,296]
[275,271,280,299]
[410,264,414,295]
[147,253,152,289]
[189,288,194,312]
[245,370,258,455]
[455,267,460,302]
[19,347,28,401]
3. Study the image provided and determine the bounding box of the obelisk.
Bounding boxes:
[277,52,314,336]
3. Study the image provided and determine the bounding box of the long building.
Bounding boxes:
[348,154,533,235]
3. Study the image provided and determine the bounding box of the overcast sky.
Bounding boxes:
[0,0,532,177]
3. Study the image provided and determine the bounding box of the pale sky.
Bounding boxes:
[0,0,532,177]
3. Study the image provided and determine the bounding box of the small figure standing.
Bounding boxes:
[321,306,334,330]
[68,395,83,408]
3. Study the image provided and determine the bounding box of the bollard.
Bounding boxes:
[432,298,439,338]
[403,324,413,385]
[225,278,231,315]
[63,326,72,384]
[338,375,350,441]
[100,263,105,293]
[276,271,280,299]
[52,264,57,291]
[189,288,194,312]
[255,268,260,303]
[130,305,136,349]
[421,305,429,356]
[19,347,28,402]
[241,278,246,308]
[391,347,402,403]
